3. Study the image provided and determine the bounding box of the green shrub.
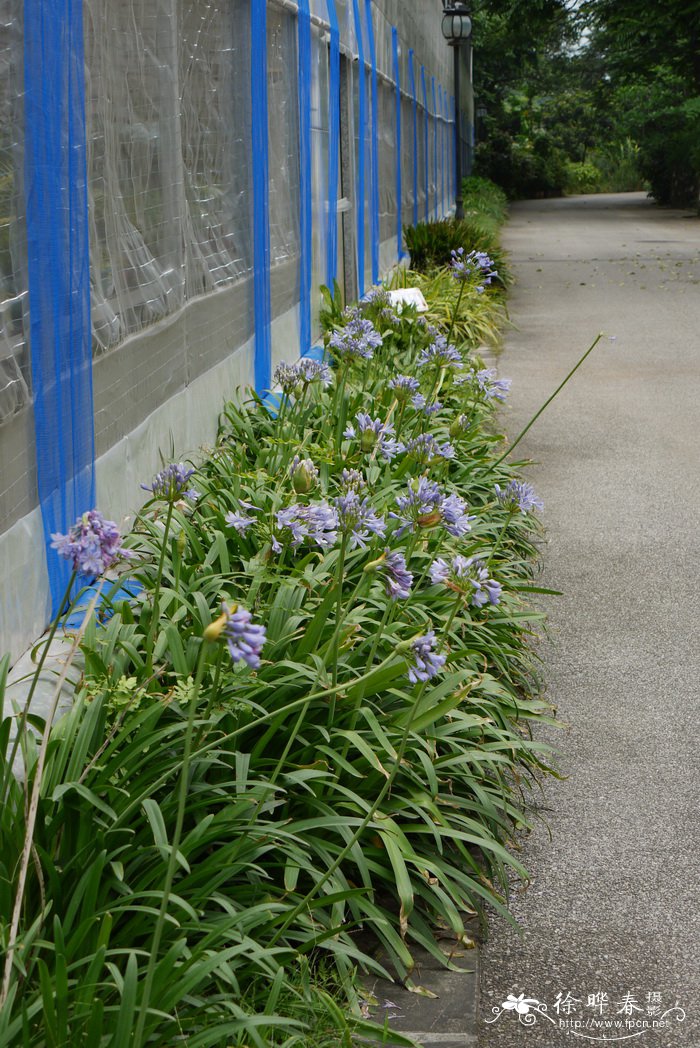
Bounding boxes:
[564,160,603,195]
[0,279,554,1045]
[462,175,509,226]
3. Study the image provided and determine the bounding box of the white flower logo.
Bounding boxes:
[501,993,541,1015]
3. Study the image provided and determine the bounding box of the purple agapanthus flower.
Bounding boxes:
[389,477,443,537]
[274,501,338,551]
[406,432,456,464]
[389,374,421,399]
[344,412,404,461]
[495,480,544,514]
[411,393,442,416]
[429,554,501,607]
[225,500,260,534]
[51,510,127,576]
[360,285,392,309]
[274,358,332,395]
[378,550,413,600]
[439,492,475,537]
[474,367,511,401]
[339,468,366,492]
[450,247,498,288]
[328,309,383,362]
[334,491,386,549]
[407,630,446,683]
[418,335,462,369]
[142,463,197,502]
[220,603,266,668]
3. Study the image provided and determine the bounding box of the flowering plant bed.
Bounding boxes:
[0,256,557,1046]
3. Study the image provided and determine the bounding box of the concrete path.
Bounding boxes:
[477,193,700,1047]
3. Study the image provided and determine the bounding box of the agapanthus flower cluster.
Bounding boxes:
[51,510,127,576]
[274,501,338,552]
[389,374,421,399]
[339,468,366,492]
[274,358,332,396]
[360,285,392,310]
[450,247,499,290]
[417,335,462,369]
[225,500,260,534]
[289,456,319,494]
[344,412,404,461]
[473,367,512,401]
[374,549,413,600]
[430,554,502,607]
[439,492,475,537]
[328,309,383,362]
[449,413,471,439]
[495,480,544,514]
[220,603,266,668]
[411,393,442,416]
[407,630,446,683]
[405,432,456,464]
[142,463,197,502]
[390,476,443,537]
[333,491,386,549]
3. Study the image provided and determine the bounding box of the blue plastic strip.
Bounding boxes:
[431,76,438,220]
[391,28,404,260]
[420,66,428,222]
[352,0,367,296]
[298,0,312,355]
[326,0,340,291]
[24,0,95,614]
[439,84,445,217]
[365,0,380,285]
[408,50,418,227]
[251,0,271,393]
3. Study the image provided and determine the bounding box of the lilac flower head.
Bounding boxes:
[142,463,197,502]
[275,501,338,551]
[51,510,126,576]
[429,554,501,607]
[389,477,443,536]
[220,603,266,668]
[474,367,511,402]
[339,468,366,492]
[334,492,386,549]
[360,285,392,310]
[411,393,443,417]
[406,432,456,464]
[274,358,332,395]
[378,550,413,600]
[439,492,475,537]
[344,412,404,461]
[328,309,383,362]
[450,247,498,287]
[225,500,259,535]
[289,456,319,494]
[418,335,462,369]
[389,374,421,400]
[407,630,446,684]
[495,480,544,514]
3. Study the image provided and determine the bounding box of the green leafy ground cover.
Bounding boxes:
[0,250,557,1045]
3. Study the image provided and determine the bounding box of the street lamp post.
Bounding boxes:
[441,3,472,220]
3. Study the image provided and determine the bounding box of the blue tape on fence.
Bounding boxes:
[365,0,380,285]
[439,84,445,217]
[24,0,95,615]
[431,77,438,220]
[421,65,428,223]
[352,0,367,297]
[326,0,340,291]
[298,0,312,355]
[408,50,418,227]
[391,28,404,260]
[251,0,271,393]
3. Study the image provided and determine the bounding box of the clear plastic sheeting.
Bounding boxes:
[84,0,254,355]
[0,0,29,424]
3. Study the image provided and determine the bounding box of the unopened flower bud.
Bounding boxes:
[360,429,377,453]
[290,456,319,494]
[449,413,470,439]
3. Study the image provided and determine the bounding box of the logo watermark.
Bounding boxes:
[485,990,686,1041]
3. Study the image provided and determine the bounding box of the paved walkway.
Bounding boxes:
[477,193,700,1047]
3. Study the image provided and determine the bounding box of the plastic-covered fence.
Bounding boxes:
[0,0,472,662]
